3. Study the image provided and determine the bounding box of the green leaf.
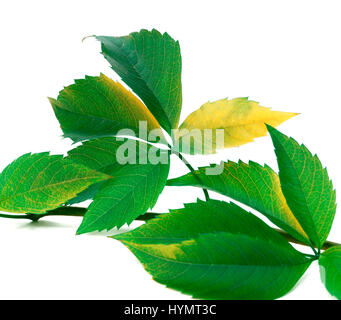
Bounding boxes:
[319,246,341,300]
[66,137,153,204]
[0,153,109,214]
[65,181,103,206]
[267,125,336,249]
[67,137,138,173]
[114,199,312,300]
[174,97,297,154]
[49,73,166,143]
[75,139,170,233]
[167,160,309,244]
[95,29,182,134]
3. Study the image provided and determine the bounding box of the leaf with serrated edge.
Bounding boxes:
[319,246,341,300]
[67,137,138,173]
[49,74,166,144]
[0,153,109,213]
[95,29,182,134]
[76,140,170,233]
[174,97,297,154]
[65,181,104,206]
[114,199,312,300]
[267,125,336,249]
[167,160,309,244]
[67,137,152,204]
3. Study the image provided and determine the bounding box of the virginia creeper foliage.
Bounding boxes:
[0,29,339,300]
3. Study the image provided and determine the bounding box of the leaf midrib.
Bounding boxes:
[123,241,310,268]
[177,120,279,141]
[106,36,172,132]
[274,136,319,245]
[83,164,163,229]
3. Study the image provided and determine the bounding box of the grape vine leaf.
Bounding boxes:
[75,139,170,234]
[95,29,182,134]
[0,153,109,214]
[114,199,312,300]
[49,74,166,144]
[174,97,297,154]
[167,160,309,244]
[267,125,336,249]
[319,246,341,300]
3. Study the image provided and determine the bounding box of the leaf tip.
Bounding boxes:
[76,224,87,235]
[47,97,57,108]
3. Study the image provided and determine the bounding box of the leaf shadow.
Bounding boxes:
[16,220,73,230]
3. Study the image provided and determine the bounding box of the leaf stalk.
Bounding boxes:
[170,149,210,201]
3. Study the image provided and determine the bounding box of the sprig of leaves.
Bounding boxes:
[0,29,339,300]
[168,127,337,250]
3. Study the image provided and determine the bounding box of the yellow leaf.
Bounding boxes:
[174,97,298,154]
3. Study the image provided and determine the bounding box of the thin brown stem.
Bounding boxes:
[0,207,160,222]
[275,228,339,251]
[171,150,210,201]
[0,208,339,251]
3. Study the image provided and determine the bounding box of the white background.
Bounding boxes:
[0,0,340,300]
